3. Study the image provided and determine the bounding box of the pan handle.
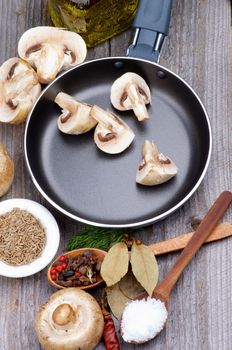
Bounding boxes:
[127,0,172,62]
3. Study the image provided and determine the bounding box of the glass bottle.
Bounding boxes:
[48,0,139,48]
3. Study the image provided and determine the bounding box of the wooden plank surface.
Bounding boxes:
[0,0,231,349]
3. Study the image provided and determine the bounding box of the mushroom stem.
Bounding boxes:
[91,105,124,132]
[126,84,149,121]
[52,303,76,326]
[142,140,158,163]
[33,44,65,84]
[55,92,79,114]
[4,70,37,103]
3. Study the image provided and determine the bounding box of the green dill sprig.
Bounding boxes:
[67,225,128,251]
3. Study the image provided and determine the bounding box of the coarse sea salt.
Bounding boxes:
[121,297,168,343]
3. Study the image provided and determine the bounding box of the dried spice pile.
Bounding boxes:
[0,208,46,265]
[50,250,102,287]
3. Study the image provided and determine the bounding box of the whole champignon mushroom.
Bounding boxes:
[35,288,104,350]
[91,105,135,154]
[111,72,151,122]
[18,27,87,84]
[0,144,14,197]
[0,57,41,124]
[136,140,178,185]
[55,92,97,134]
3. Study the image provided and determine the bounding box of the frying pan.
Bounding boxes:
[24,0,212,228]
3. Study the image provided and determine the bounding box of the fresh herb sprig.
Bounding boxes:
[67,225,128,251]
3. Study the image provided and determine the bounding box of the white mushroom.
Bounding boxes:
[0,57,41,124]
[111,72,151,121]
[136,140,178,185]
[0,144,14,197]
[55,92,97,134]
[18,27,87,84]
[91,105,135,154]
[35,288,104,350]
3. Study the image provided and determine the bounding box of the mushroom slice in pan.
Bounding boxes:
[35,288,104,350]
[111,72,151,122]
[0,57,41,124]
[91,105,135,154]
[18,27,87,84]
[136,140,178,185]
[55,92,97,134]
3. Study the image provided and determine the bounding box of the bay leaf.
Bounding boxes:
[106,284,130,320]
[100,242,129,286]
[130,241,159,296]
[118,269,145,300]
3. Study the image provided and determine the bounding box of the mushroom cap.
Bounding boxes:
[0,57,41,124]
[91,105,135,154]
[35,288,104,350]
[136,141,178,186]
[18,27,87,83]
[55,92,97,135]
[0,144,14,197]
[111,72,151,111]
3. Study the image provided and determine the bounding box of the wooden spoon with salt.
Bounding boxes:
[122,191,232,343]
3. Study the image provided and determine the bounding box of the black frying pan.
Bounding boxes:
[24,0,212,228]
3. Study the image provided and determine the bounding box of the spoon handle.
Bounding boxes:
[149,222,232,256]
[154,191,232,299]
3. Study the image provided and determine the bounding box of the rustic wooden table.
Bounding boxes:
[0,0,231,349]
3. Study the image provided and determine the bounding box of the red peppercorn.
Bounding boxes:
[50,268,57,275]
[56,265,63,273]
[51,274,57,281]
[61,263,67,270]
[76,271,81,277]
[59,256,66,262]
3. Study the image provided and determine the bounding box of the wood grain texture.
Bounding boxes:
[149,223,232,256]
[0,0,231,349]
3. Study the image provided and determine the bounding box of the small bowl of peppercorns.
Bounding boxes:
[47,248,106,290]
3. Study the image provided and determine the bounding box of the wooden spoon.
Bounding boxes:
[121,191,232,343]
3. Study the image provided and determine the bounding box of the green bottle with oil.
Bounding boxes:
[48,0,139,47]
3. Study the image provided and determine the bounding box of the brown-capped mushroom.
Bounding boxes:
[55,92,97,134]
[136,140,178,185]
[91,105,135,154]
[35,288,104,350]
[18,27,87,84]
[0,57,41,124]
[111,72,151,121]
[0,144,14,197]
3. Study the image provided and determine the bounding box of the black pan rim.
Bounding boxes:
[24,56,212,228]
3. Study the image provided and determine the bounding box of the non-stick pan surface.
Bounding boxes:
[25,57,211,227]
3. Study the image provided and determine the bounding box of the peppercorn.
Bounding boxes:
[76,271,81,278]
[51,274,57,281]
[56,265,63,273]
[63,270,75,278]
[59,255,66,262]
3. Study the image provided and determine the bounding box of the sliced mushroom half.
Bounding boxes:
[0,57,41,124]
[0,144,14,197]
[55,92,97,134]
[91,105,135,154]
[111,72,151,121]
[18,27,87,84]
[35,288,104,350]
[136,140,178,185]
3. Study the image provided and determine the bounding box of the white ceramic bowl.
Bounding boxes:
[0,198,60,278]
